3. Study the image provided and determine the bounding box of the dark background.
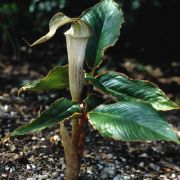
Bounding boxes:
[0,0,180,76]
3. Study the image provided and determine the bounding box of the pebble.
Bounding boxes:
[31,164,36,169]
[5,166,10,171]
[171,173,176,178]
[26,164,31,170]
[107,154,113,159]
[52,172,58,178]
[40,137,46,141]
[148,163,160,171]
[62,164,66,170]
[139,153,148,157]
[2,173,7,177]
[87,167,93,174]
[123,175,131,180]
[101,173,108,179]
[32,136,38,140]
[113,175,123,180]
[138,162,144,167]
[97,163,104,170]
[119,157,126,162]
[41,174,48,179]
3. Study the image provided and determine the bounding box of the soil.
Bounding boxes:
[0,55,180,180]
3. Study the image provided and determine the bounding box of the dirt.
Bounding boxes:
[0,55,180,180]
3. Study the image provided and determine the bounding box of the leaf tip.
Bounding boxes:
[22,38,34,47]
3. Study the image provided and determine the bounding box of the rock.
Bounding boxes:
[31,164,36,169]
[148,163,160,171]
[97,163,103,170]
[171,173,176,178]
[139,153,148,158]
[113,175,123,180]
[52,172,58,178]
[87,167,93,174]
[2,173,7,178]
[62,164,66,170]
[40,137,46,141]
[123,175,131,180]
[107,154,113,159]
[26,164,31,170]
[5,166,10,171]
[138,162,144,168]
[42,174,48,179]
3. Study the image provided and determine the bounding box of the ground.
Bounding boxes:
[0,55,180,179]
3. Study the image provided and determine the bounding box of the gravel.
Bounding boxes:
[0,57,180,179]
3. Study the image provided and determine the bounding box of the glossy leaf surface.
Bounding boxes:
[81,0,124,69]
[19,66,69,94]
[89,102,179,143]
[87,72,179,111]
[11,98,82,136]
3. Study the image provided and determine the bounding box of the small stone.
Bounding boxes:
[5,166,10,171]
[42,174,48,179]
[62,164,66,170]
[139,153,148,157]
[27,178,36,180]
[26,164,31,170]
[43,155,48,158]
[130,174,135,178]
[32,136,38,140]
[148,163,160,171]
[120,157,126,162]
[138,162,144,167]
[31,164,36,169]
[171,173,176,178]
[9,167,15,173]
[4,105,9,111]
[52,172,58,178]
[87,167,93,174]
[40,137,45,141]
[9,144,16,152]
[107,154,113,159]
[101,173,108,179]
[123,175,131,180]
[2,173,7,177]
[48,158,54,163]
[97,164,103,170]
[113,175,123,180]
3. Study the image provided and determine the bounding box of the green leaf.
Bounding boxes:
[89,102,179,143]
[81,0,124,69]
[86,72,179,111]
[26,12,77,46]
[11,98,82,136]
[84,94,104,112]
[19,66,69,94]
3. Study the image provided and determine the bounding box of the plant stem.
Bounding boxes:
[60,122,79,180]
[71,118,78,142]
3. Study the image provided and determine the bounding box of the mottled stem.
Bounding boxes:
[60,122,79,180]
